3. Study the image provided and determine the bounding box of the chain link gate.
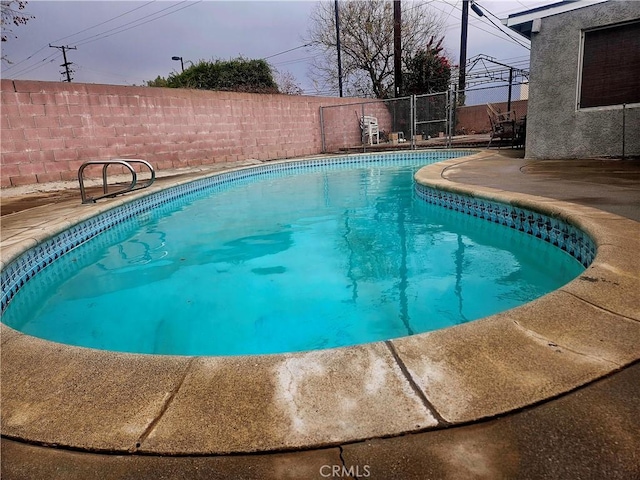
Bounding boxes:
[413,91,454,149]
[320,90,457,153]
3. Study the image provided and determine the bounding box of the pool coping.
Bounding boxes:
[1,150,639,455]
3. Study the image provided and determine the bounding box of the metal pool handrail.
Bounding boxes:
[78,159,155,204]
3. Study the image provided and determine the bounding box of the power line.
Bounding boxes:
[73,1,200,47]
[50,0,157,45]
[262,43,313,61]
[473,2,530,50]
[74,64,138,85]
[8,53,60,79]
[446,0,461,22]
[477,16,530,50]
[271,55,319,67]
[431,1,528,50]
[9,0,203,82]
[497,54,530,62]
[2,45,50,72]
[4,1,158,72]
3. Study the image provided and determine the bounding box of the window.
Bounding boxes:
[579,21,640,109]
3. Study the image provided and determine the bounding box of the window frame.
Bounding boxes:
[576,20,640,111]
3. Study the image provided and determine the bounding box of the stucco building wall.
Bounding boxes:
[525,1,640,159]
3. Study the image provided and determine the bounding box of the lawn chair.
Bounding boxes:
[487,103,516,148]
[359,115,380,145]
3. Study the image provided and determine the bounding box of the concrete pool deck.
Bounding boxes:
[1,150,639,478]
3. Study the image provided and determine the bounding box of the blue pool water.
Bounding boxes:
[2,156,585,355]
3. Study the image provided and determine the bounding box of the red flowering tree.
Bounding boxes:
[404,38,451,95]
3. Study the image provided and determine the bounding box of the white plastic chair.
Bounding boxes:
[360,115,380,145]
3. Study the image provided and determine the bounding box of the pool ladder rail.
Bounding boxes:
[78,159,155,204]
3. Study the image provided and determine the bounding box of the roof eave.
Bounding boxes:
[502,1,608,40]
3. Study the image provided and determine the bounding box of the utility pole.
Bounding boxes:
[393,0,402,97]
[458,0,469,104]
[49,44,77,82]
[334,0,343,97]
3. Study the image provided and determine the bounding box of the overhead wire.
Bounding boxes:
[73,1,201,47]
[262,43,313,60]
[6,1,202,81]
[4,0,157,72]
[496,54,530,62]
[2,45,50,72]
[444,0,461,27]
[429,1,528,50]
[473,1,531,50]
[73,64,138,85]
[271,55,320,67]
[51,0,158,45]
[7,52,61,79]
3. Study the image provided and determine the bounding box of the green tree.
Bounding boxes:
[404,38,451,95]
[145,75,169,88]
[146,57,278,94]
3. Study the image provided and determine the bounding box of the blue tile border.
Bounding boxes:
[0,149,595,315]
[414,183,596,269]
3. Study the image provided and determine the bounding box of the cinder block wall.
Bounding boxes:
[456,100,528,135]
[0,79,378,187]
[321,101,394,152]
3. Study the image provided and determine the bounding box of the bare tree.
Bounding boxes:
[275,69,304,95]
[1,0,33,64]
[306,0,446,98]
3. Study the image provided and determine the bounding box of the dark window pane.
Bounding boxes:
[580,21,640,108]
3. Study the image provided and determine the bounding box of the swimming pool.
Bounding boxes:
[5,150,635,457]
[0,151,593,356]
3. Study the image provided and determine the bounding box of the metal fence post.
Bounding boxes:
[453,88,459,145]
[320,106,326,153]
[361,103,366,152]
[622,103,626,160]
[411,95,416,150]
[446,89,455,149]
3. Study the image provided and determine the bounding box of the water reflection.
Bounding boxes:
[454,234,469,323]
[211,231,293,264]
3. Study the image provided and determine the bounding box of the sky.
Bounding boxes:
[0,0,582,96]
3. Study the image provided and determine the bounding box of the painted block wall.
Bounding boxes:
[321,101,393,152]
[456,100,528,135]
[526,1,640,159]
[0,79,387,187]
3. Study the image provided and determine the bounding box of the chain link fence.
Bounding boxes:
[320,97,413,153]
[320,94,451,153]
[414,92,450,142]
[319,81,529,153]
[455,82,528,137]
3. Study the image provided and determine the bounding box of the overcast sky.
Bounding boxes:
[1,0,581,95]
